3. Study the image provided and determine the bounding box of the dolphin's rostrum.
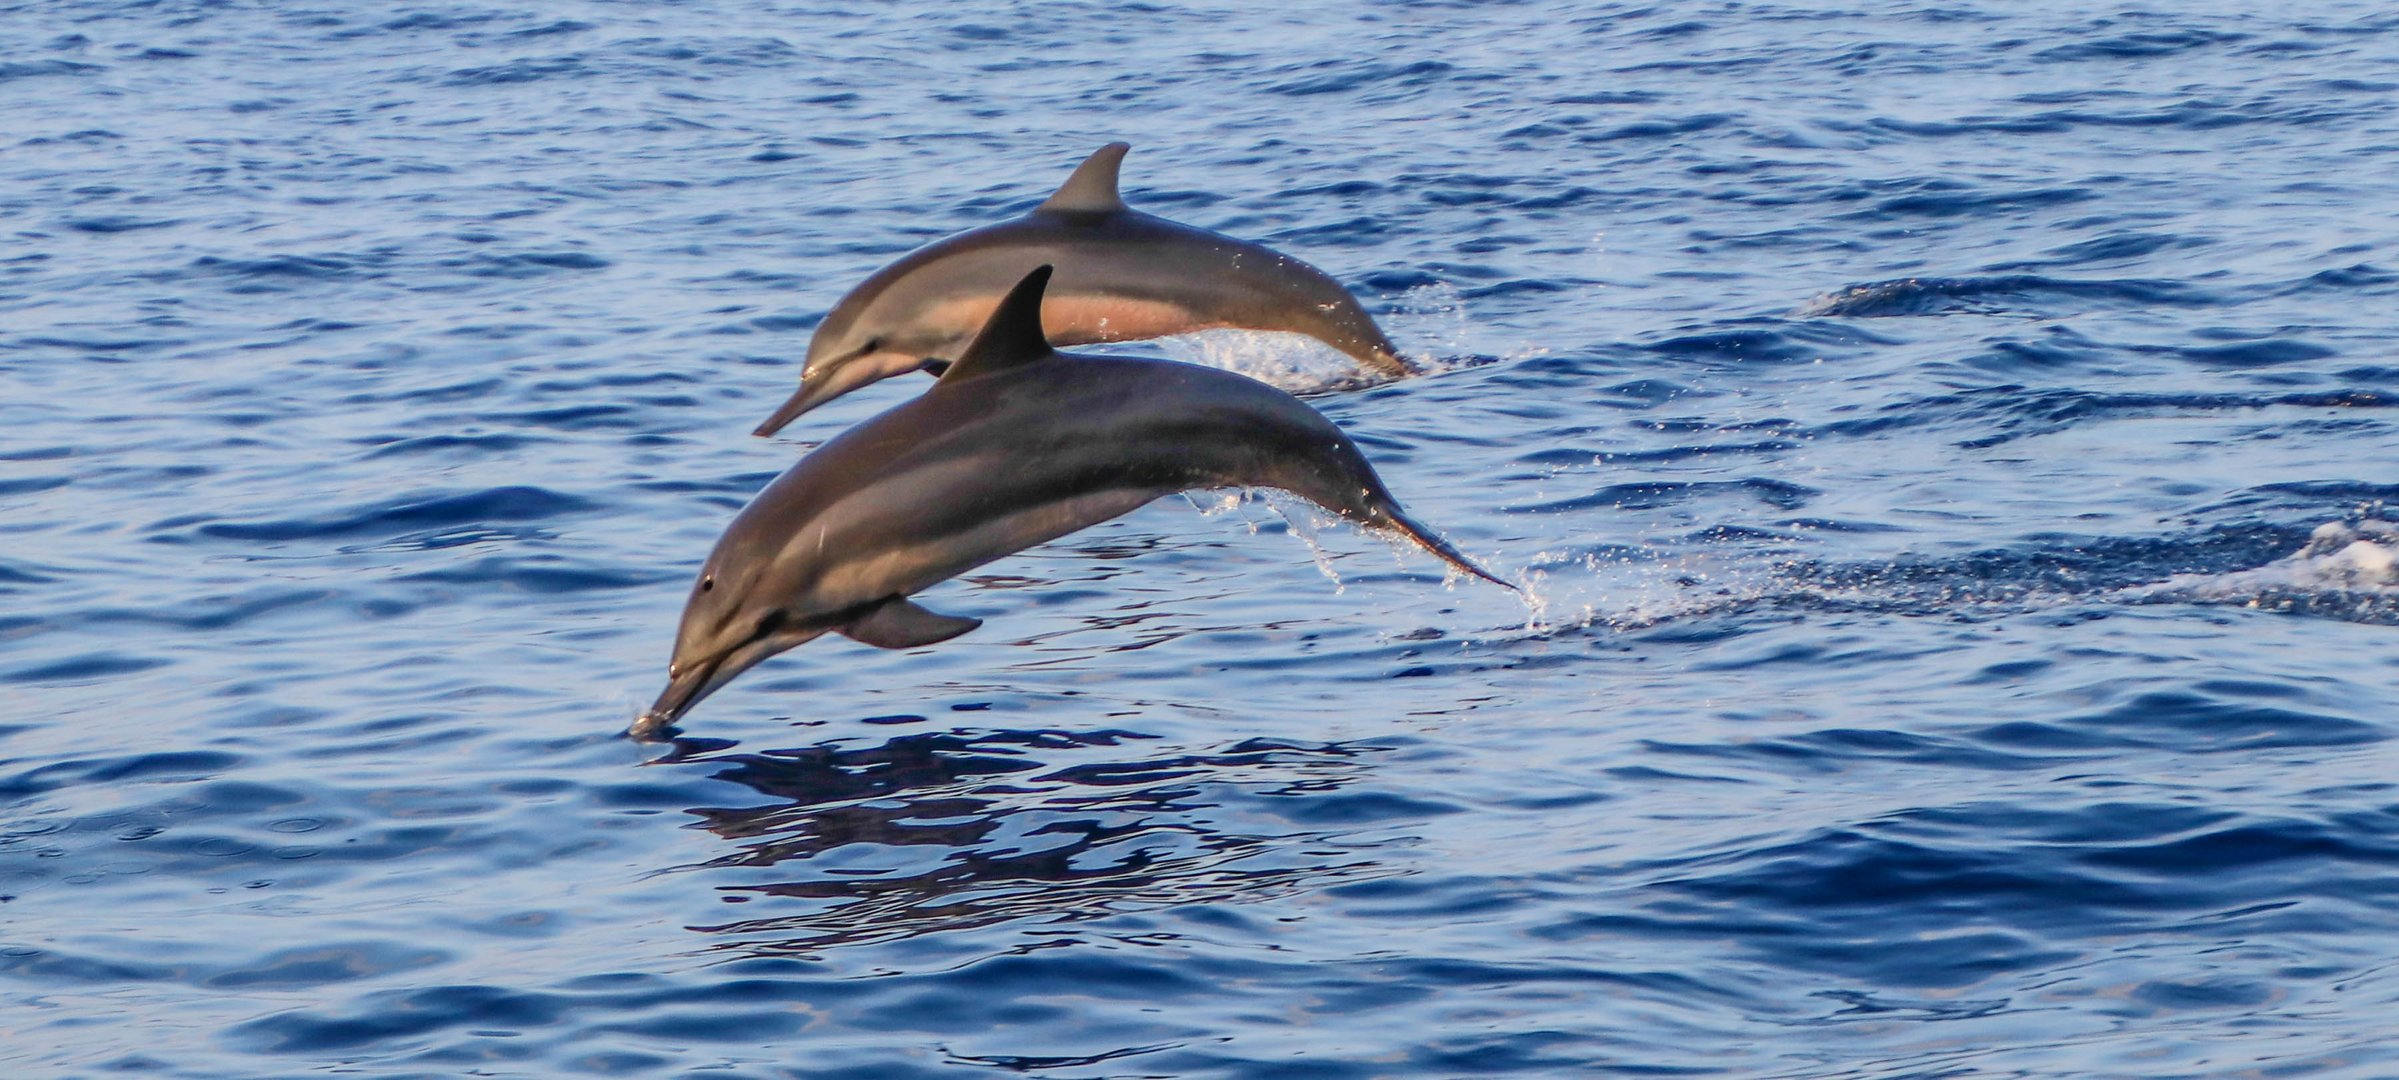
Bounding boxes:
[640,265,1505,738]
[753,142,1411,437]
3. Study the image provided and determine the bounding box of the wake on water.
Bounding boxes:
[1492,514,2399,637]
[1152,327,2399,638]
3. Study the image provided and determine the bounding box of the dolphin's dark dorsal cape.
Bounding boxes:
[1035,142,1131,214]
[937,265,1056,383]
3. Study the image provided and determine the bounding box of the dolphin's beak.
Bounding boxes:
[627,624,833,739]
[631,657,721,739]
[752,374,847,438]
[753,352,899,438]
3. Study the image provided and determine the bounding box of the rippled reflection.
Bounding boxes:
[657,723,1399,958]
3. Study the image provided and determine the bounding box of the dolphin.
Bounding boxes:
[639,266,1506,738]
[751,142,1411,437]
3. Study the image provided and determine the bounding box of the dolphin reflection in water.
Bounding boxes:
[638,266,1507,738]
[752,142,1411,437]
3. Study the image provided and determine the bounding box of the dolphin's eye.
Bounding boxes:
[700,576,714,593]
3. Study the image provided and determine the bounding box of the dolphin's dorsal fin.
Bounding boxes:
[1036,142,1130,214]
[940,265,1054,383]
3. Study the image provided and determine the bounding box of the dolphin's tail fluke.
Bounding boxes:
[1369,501,1515,591]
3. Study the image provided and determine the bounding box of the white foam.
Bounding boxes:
[1382,281,1473,369]
[1501,545,1783,636]
[2154,520,2399,600]
[1151,329,1382,393]
[1149,279,1538,389]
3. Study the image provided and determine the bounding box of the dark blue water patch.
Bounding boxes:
[1858,95,2338,139]
[202,942,453,991]
[0,561,56,586]
[1776,522,2310,606]
[628,470,781,499]
[448,250,613,277]
[9,334,186,356]
[442,55,593,87]
[0,475,70,497]
[397,555,667,594]
[5,652,171,684]
[1641,319,1898,364]
[173,486,595,545]
[2171,337,2340,369]
[38,588,331,635]
[2282,262,2399,297]
[1576,113,1735,144]
[1999,231,2210,268]
[2082,817,2399,878]
[1265,59,1457,97]
[179,254,373,296]
[2034,28,2249,63]
[611,35,801,72]
[1586,881,2081,991]
[1642,723,2078,775]
[0,60,102,82]
[0,944,194,986]
[1813,384,2397,448]
[359,432,539,459]
[2234,482,2399,509]
[61,215,180,234]
[1265,215,1390,248]
[1795,274,2220,317]
[1507,478,1819,515]
[340,526,556,554]
[749,312,822,333]
[488,404,644,430]
[946,1042,1181,1074]
[1852,182,2098,222]
[1281,179,1389,200]
[2032,690,2385,755]
[0,751,246,803]
[233,983,572,1053]
[502,19,595,41]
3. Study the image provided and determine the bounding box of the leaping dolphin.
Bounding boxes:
[641,266,1505,738]
[751,142,1412,437]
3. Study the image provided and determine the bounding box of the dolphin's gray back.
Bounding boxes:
[814,211,1393,363]
[723,354,1398,613]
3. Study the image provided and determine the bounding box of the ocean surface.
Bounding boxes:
[7,1,2399,1075]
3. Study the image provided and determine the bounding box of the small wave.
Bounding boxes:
[0,60,102,83]
[2035,29,2248,63]
[443,56,592,87]
[174,486,594,545]
[1266,59,1456,98]
[1795,275,2216,318]
[1810,385,2395,447]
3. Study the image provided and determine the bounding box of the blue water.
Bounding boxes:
[8,1,2399,1075]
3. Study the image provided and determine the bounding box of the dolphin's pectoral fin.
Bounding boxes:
[838,596,983,649]
[918,357,952,377]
